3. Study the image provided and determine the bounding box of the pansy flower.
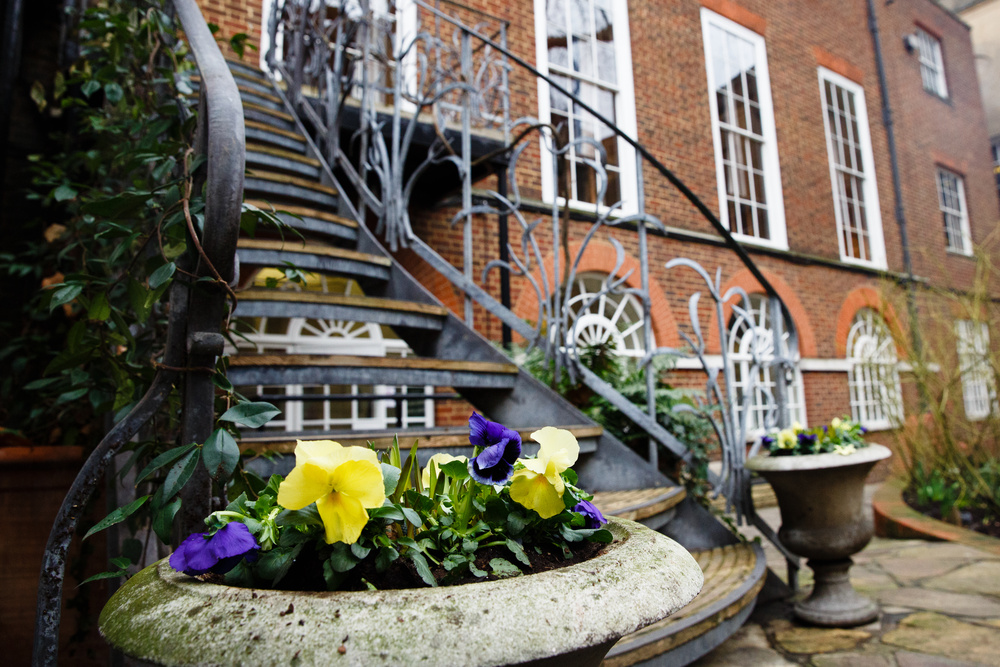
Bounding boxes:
[573,499,607,529]
[421,453,468,488]
[277,440,385,545]
[169,522,260,576]
[467,412,521,485]
[776,428,796,450]
[509,427,580,519]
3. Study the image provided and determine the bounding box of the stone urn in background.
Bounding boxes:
[745,444,892,627]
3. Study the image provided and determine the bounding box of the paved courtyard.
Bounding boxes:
[693,486,1000,666]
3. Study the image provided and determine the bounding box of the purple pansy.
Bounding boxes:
[573,500,607,529]
[797,432,818,447]
[467,412,521,485]
[760,434,775,450]
[169,522,260,576]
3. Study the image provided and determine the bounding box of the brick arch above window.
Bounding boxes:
[511,239,681,349]
[705,268,818,357]
[834,286,905,358]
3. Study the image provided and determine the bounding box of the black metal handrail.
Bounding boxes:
[31,0,244,663]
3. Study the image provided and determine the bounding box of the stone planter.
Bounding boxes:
[99,517,703,666]
[745,444,892,627]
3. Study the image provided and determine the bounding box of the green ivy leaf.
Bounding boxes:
[219,401,281,428]
[152,497,182,543]
[81,80,101,97]
[135,442,197,483]
[162,448,200,501]
[30,81,46,111]
[202,428,240,480]
[84,495,150,540]
[49,283,82,311]
[104,82,124,103]
[88,293,111,321]
[52,184,77,202]
[81,191,150,218]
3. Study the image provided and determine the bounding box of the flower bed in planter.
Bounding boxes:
[99,517,703,667]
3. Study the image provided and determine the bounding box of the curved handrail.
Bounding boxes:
[31,0,244,663]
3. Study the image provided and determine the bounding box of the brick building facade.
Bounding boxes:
[199,0,998,440]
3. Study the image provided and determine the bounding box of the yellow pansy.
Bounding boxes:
[509,427,580,519]
[277,440,385,544]
[776,428,796,450]
[421,453,468,488]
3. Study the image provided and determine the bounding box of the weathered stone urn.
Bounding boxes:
[99,517,703,666]
[745,444,891,627]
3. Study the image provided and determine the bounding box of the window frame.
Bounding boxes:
[700,8,787,250]
[845,308,902,431]
[915,27,948,99]
[817,68,886,269]
[936,166,973,256]
[534,0,640,215]
[956,319,996,421]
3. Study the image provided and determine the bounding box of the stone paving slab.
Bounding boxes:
[882,612,1000,666]
[692,483,1000,667]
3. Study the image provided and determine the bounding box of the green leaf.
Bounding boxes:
[256,544,303,585]
[49,283,82,311]
[148,262,176,289]
[84,495,149,540]
[368,506,406,522]
[162,448,200,500]
[87,293,111,321]
[202,428,240,480]
[135,442,197,483]
[408,551,437,587]
[467,559,487,578]
[79,569,127,586]
[152,497,182,543]
[328,543,359,573]
[350,542,371,560]
[104,82,124,103]
[440,460,469,480]
[81,80,100,97]
[375,546,399,572]
[276,506,322,526]
[489,558,522,578]
[81,191,149,219]
[380,463,401,497]
[219,401,281,428]
[401,507,421,528]
[30,81,46,111]
[53,184,77,202]
[505,539,531,566]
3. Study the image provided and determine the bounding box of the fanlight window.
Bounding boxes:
[727,294,806,435]
[564,273,650,358]
[846,309,902,429]
[231,272,433,432]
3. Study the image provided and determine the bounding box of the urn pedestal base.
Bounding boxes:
[794,558,878,627]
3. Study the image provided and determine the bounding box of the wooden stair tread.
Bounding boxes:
[244,120,305,142]
[591,486,685,522]
[245,170,338,195]
[228,354,519,374]
[242,101,294,121]
[237,289,447,317]
[246,144,320,166]
[239,424,604,454]
[243,200,357,227]
[602,542,766,667]
[710,481,778,512]
[237,239,390,265]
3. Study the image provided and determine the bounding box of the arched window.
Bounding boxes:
[846,308,902,429]
[564,272,652,358]
[231,272,433,432]
[728,294,806,434]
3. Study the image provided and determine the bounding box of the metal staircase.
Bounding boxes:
[221,55,767,666]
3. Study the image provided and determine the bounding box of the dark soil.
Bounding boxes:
[903,491,1000,539]
[206,539,609,592]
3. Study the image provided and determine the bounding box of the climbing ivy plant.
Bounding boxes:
[0,0,281,573]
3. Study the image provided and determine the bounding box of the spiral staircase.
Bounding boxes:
[208,56,769,666]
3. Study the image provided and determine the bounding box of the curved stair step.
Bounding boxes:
[601,541,766,667]
[243,102,296,132]
[592,486,686,530]
[225,57,268,82]
[238,424,603,457]
[236,238,390,282]
[235,288,448,330]
[243,200,357,242]
[228,354,520,389]
[247,144,320,180]
[245,120,306,153]
[244,170,339,209]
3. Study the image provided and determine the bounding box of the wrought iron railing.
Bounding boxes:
[31,0,245,663]
[262,0,800,567]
